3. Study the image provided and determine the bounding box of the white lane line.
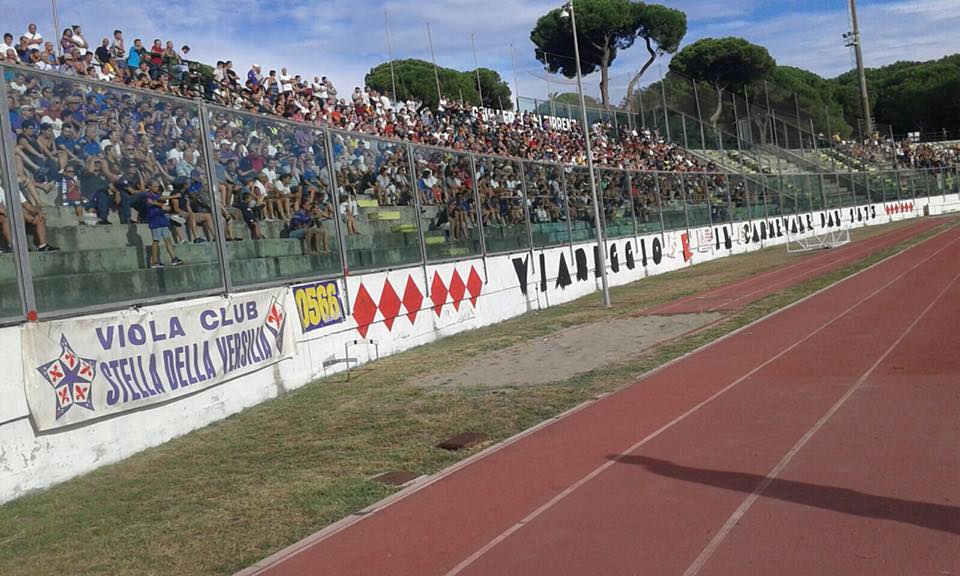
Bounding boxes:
[657,223,920,314]
[682,266,960,576]
[716,222,933,311]
[443,231,960,576]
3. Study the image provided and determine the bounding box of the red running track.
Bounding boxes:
[644,218,944,315]
[239,221,960,576]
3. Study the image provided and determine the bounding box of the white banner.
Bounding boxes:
[22,289,294,431]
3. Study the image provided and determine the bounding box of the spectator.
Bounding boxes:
[70,25,89,55]
[126,38,144,70]
[109,30,125,65]
[23,23,43,48]
[0,182,59,252]
[143,182,183,268]
[0,33,15,57]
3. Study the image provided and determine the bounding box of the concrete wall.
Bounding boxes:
[2,195,957,503]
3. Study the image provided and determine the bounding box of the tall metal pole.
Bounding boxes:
[426,23,442,105]
[471,34,484,108]
[565,0,610,307]
[848,0,873,135]
[794,93,804,153]
[384,11,398,103]
[51,0,62,57]
[658,62,670,142]
[510,44,521,111]
[692,79,706,149]
[765,81,786,215]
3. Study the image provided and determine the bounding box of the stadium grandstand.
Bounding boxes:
[2,3,960,576]
[3,18,958,319]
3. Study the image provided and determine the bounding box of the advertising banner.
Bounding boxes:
[22,290,294,431]
[291,280,345,335]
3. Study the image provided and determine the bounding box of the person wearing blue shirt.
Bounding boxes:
[144,182,182,269]
[127,38,143,69]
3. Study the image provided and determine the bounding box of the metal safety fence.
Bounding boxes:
[1,64,957,326]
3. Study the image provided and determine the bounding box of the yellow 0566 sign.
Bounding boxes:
[292,280,345,333]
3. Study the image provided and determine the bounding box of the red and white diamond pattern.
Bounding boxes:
[353,265,483,336]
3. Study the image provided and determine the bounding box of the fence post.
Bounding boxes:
[468,153,487,258]
[653,172,667,242]
[0,69,37,318]
[403,142,430,296]
[659,63,671,143]
[196,103,232,295]
[692,79,706,149]
[517,161,536,257]
[625,171,638,239]
[764,82,786,216]
[559,167,575,261]
[322,131,352,301]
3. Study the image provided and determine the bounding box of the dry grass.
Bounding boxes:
[0,220,939,576]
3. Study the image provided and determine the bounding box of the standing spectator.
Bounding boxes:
[126,38,144,70]
[23,23,43,48]
[95,38,112,67]
[247,64,261,89]
[279,67,294,94]
[148,39,163,79]
[109,30,125,65]
[38,42,57,70]
[59,28,76,55]
[1,33,16,56]
[144,183,183,268]
[70,25,89,55]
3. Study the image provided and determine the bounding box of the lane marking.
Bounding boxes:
[442,229,960,576]
[236,223,955,576]
[652,222,925,315]
[682,266,960,576]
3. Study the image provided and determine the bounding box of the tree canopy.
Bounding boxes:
[669,37,775,125]
[531,0,685,109]
[624,4,687,110]
[365,59,512,110]
[831,54,960,135]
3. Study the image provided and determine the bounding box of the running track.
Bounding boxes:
[645,218,943,315]
[241,219,960,576]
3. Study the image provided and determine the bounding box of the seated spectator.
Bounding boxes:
[178,179,213,243]
[0,183,59,252]
[338,192,359,235]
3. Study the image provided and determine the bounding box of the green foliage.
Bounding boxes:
[669,37,775,92]
[767,66,851,137]
[831,54,960,134]
[364,59,512,110]
[531,0,674,107]
[625,3,687,106]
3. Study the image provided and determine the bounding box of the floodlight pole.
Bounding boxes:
[384,11,398,103]
[848,0,872,135]
[51,0,62,56]
[563,0,611,307]
[426,23,442,105]
[471,34,484,107]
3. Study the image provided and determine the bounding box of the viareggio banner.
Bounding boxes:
[22,290,294,431]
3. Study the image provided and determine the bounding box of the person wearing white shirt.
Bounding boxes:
[279,68,294,93]
[70,25,89,55]
[23,24,43,48]
[0,33,15,58]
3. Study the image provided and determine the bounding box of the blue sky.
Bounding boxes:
[5,0,959,105]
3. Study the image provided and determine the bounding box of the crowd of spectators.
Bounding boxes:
[1,21,712,171]
[0,18,799,263]
[833,134,960,170]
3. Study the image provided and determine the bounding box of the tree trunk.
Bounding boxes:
[709,84,724,127]
[625,37,657,113]
[599,43,611,109]
[754,115,769,146]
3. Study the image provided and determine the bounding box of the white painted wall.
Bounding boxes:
[1,195,956,503]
